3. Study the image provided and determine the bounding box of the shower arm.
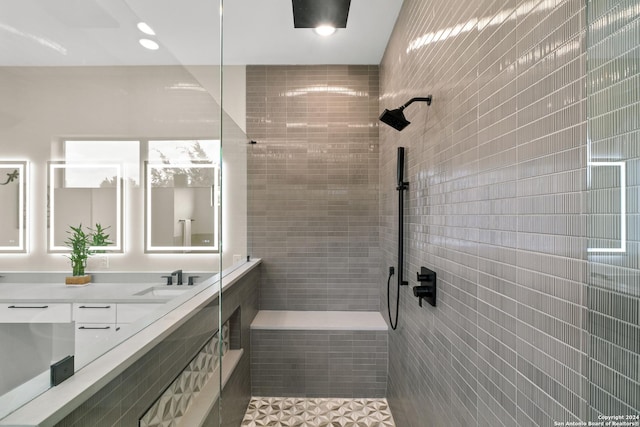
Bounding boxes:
[400,96,433,111]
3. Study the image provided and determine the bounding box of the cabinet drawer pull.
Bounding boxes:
[78,305,111,309]
[8,305,48,309]
[78,326,111,330]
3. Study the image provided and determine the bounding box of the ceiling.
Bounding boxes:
[0,0,404,66]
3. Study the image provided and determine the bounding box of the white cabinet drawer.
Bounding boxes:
[75,323,119,336]
[117,304,163,324]
[75,323,120,366]
[73,303,116,323]
[0,303,71,323]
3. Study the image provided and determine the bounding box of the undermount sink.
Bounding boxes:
[134,286,190,297]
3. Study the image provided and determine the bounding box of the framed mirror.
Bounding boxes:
[0,161,28,252]
[145,162,219,253]
[48,162,123,252]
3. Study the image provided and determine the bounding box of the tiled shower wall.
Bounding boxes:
[586,0,640,419]
[251,330,388,398]
[247,66,380,311]
[380,0,592,426]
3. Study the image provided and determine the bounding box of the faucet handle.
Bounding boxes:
[187,276,200,286]
[161,275,173,286]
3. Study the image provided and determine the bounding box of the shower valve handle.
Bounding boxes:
[414,267,437,307]
[417,269,436,283]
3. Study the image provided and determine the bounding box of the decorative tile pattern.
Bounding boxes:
[139,321,230,427]
[241,397,395,427]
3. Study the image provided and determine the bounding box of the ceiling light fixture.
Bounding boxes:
[137,22,156,36]
[314,25,336,36]
[292,0,351,29]
[139,38,159,50]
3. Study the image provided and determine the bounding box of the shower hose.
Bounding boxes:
[387,268,398,330]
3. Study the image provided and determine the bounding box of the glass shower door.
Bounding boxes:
[0,0,226,423]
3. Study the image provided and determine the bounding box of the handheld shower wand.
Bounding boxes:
[388,146,409,330]
[396,146,408,287]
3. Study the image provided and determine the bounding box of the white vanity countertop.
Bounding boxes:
[0,282,193,304]
[0,259,261,427]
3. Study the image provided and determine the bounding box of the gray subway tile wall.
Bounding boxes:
[586,0,640,420]
[244,1,639,425]
[378,0,619,426]
[251,330,388,398]
[247,65,380,311]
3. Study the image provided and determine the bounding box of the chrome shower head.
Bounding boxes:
[379,96,432,131]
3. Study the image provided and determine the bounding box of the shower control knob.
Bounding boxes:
[414,267,437,307]
[413,285,436,307]
[417,267,436,283]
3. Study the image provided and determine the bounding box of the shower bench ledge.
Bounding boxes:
[250,310,388,331]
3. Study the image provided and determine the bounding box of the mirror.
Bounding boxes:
[48,162,123,252]
[145,163,219,253]
[0,161,27,252]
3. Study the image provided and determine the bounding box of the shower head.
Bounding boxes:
[379,96,432,131]
[379,108,411,131]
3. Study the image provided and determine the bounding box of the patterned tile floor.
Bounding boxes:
[241,397,396,427]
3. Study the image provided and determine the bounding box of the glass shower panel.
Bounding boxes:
[0,0,224,422]
[586,0,640,420]
[219,91,250,271]
[215,8,252,425]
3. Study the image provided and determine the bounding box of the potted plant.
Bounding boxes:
[64,223,111,285]
[89,223,111,252]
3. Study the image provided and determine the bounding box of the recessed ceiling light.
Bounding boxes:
[139,38,159,50]
[137,22,156,36]
[314,25,336,36]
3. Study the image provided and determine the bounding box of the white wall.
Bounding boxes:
[189,65,247,133]
[0,65,247,272]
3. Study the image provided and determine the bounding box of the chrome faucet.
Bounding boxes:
[171,270,183,286]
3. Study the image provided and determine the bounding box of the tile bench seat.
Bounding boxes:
[250,311,388,398]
